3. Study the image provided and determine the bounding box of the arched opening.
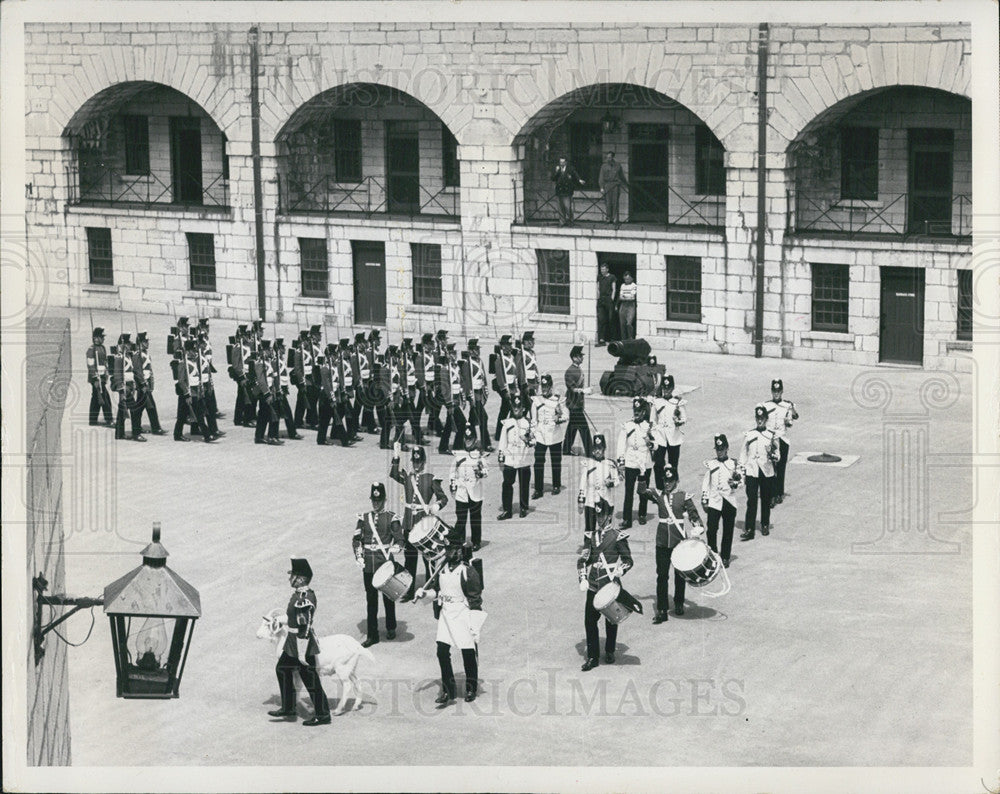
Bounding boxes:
[63,82,229,209]
[276,83,460,220]
[787,86,971,240]
[513,83,726,231]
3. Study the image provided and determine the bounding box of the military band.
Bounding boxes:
[354,482,404,648]
[577,434,621,535]
[496,395,534,520]
[616,397,653,528]
[530,374,567,498]
[701,434,739,568]
[448,427,489,549]
[739,404,779,541]
[762,378,798,505]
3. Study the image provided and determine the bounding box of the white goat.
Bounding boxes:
[256,608,376,716]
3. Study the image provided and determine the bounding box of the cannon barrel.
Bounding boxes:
[607,339,652,365]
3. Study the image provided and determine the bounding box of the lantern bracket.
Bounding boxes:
[33,573,104,663]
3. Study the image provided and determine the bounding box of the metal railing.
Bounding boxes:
[791,191,972,240]
[73,165,230,209]
[279,173,459,219]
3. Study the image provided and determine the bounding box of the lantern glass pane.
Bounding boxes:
[123,616,177,695]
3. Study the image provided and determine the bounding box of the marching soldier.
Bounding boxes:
[305,325,324,427]
[353,482,405,648]
[577,434,621,536]
[448,426,489,549]
[649,375,686,486]
[616,398,653,529]
[515,331,540,397]
[166,316,190,357]
[438,343,468,456]
[336,339,361,443]
[290,330,316,429]
[738,405,779,541]
[417,332,438,438]
[390,444,449,602]
[133,332,165,436]
[701,434,740,568]
[274,338,302,440]
[109,333,146,442]
[577,498,639,671]
[229,325,254,426]
[398,338,424,446]
[762,378,799,505]
[530,374,567,499]
[171,339,215,443]
[642,465,705,623]
[492,334,519,440]
[463,339,492,452]
[267,558,332,726]
[380,345,407,451]
[350,332,377,434]
[316,343,352,447]
[496,394,534,520]
[86,326,114,426]
[197,318,224,420]
[563,345,593,456]
[252,341,282,446]
[193,329,223,440]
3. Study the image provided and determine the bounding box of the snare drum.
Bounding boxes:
[408,515,447,558]
[672,539,721,587]
[592,581,632,625]
[372,561,413,602]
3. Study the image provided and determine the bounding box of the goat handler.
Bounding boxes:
[268,558,332,726]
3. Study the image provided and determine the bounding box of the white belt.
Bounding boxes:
[440,595,467,605]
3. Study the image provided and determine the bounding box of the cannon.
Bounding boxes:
[598,339,666,397]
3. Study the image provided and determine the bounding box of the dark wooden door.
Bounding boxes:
[170,117,203,204]
[352,241,386,325]
[597,252,637,342]
[907,129,953,235]
[385,121,420,214]
[628,123,669,222]
[879,266,924,364]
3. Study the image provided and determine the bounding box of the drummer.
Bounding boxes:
[641,465,705,624]
[353,481,405,648]
[577,498,637,672]
[390,441,449,602]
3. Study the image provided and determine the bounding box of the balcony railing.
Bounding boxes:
[790,191,972,241]
[278,174,459,220]
[72,165,230,210]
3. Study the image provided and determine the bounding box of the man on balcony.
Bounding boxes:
[551,156,585,227]
[599,151,627,226]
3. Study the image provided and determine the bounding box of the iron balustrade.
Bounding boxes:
[278,173,459,219]
[790,191,972,240]
[72,164,230,209]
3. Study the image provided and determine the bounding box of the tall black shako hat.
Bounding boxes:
[288,558,313,581]
[370,482,386,501]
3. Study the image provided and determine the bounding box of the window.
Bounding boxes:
[811,263,850,332]
[569,122,602,188]
[411,243,443,306]
[299,238,329,299]
[536,249,571,315]
[334,119,362,183]
[86,228,113,285]
[122,115,150,176]
[695,126,726,196]
[187,233,216,292]
[665,256,702,322]
[442,128,460,188]
[840,127,879,200]
[222,135,229,182]
[957,269,972,341]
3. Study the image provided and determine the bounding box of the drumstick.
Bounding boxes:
[414,559,448,599]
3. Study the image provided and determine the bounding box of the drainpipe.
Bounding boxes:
[754,22,769,358]
[249,26,267,321]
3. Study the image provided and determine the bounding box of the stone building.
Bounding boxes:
[24,22,973,369]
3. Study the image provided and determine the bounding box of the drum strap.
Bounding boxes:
[367,513,391,558]
[597,552,621,580]
[662,492,686,538]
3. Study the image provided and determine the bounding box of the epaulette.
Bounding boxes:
[616,530,630,543]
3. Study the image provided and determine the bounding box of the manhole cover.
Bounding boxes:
[807,453,842,463]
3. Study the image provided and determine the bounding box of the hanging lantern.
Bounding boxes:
[103,523,201,699]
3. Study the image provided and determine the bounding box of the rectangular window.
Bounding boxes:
[811,263,850,332]
[122,115,150,176]
[536,249,571,315]
[411,243,443,306]
[695,126,725,196]
[569,122,603,188]
[187,232,216,292]
[334,119,362,183]
[665,256,702,322]
[840,127,879,200]
[442,128,460,188]
[299,238,329,299]
[957,269,972,341]
[86,228,114,285]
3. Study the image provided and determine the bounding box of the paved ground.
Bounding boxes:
[48,308,973,768]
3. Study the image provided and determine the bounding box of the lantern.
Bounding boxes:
[103,523,201,698]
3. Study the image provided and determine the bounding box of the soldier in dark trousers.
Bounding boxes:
[448,427,489,549]
[438,344,468,456]
[171,340,215,443]
[390,444,448,602]
[463,339,492,452]
[531,374,567,498]
[274,338,302,440]
[762,378,799,505]
[416,332,437,437]
[701,434,740,568]
[110,334,146,442]
[353,482,404,648]
[252,341,282,446]
[492,334,518,441]
[305,325,323,428]
[351,332,378,434]
[739,404,779,541]
[192,331,223,440]
[268,558,331,726]
[86,326,114,426]
[230,325,254,426]
[515,330,540,398]
[398,338,425,446]
[316,344,352,447]
[563,345,593,456]
[291,330,317,429]
[133,332,165,435]
[496,395,534,519]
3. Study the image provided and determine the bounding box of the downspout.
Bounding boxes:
[754,22,769,358]
[249,26,267,321]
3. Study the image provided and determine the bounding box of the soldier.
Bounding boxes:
[267,558,332,726]
[701,434,740,568]
[438,343,468,456]
[132,332,165,436]
[417,332,438,437]
[109,333,146,442]
[353,482,405,648]
[350,332,377,435]
[462,339,492,452]
[379,345,406,451]
[531,373,568,499]
[274,338,302,440]
[86,326,114,426]
[515,330,540,398]
[390,444,449,602]
[428,329,449,435]
[577,434,621,536]
[448,426,489,549]
[171,339,215,443]
[642,465,705,623]
[492,334,519,440]
[193,329,223,440]
[291,330,317,429]
[762,378,799,505]
[649,375,686,487]
[398,338,425,446]
[252,340,282,446]
[616,398,654,529]
[229,325,254,427]
[577,498,638,671]
[562,345,593,457]
[197,318,224,420]
[496,394,534,520]
[336,338,361,443]
[305,325,324,427]
[316,343,352,447]
[738,405,779,541]
[166,316,190,357]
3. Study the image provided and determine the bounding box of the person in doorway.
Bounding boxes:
[618,272,638,340]
[596,263,617,347]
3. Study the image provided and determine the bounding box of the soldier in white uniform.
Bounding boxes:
[649,375,687,483]
[448,427,489,550]
[577,434,621,536]
[739,404,779,541]
[617,398,654,529]
[701,434,741,567]
[762,378,799,505]
[530,374,568,499]
[496,395,534,520]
